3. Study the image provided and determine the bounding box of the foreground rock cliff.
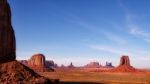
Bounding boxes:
[0,0,57,83]
[0,61,53,83]
[0,0,16,63]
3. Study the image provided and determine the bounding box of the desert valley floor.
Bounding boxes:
[39,68,150,84]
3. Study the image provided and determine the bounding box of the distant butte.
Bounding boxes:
[84,62,102,68]
[110,55,139,72]
[28,53,54,72]
[85,55,140,73]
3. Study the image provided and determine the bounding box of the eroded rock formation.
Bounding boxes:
[0,60,53,83]
[28,54,54,72]
[67,62,75,68]
[105,62,114,68]
[46,60,57,68]
[85,62,101,68]
[0,0,16,63]
[19,59,57,69]
[119,56,130,66]
[110,55,138,72]
[0,0,56,83]
[28,54,46,67]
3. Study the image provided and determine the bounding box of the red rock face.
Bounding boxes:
[85,62,101,68]
[119,56,130,66]
[110,55,139,72]
[0,0,16,63]
[28,54,46,67]
[89,56,139,72]
[0,60,54,83]
[28,54,54,72]
[105,62,114,68]
[46,60,55,68]
[0,1,57,83]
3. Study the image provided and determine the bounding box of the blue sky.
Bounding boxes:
[8,0,150,68]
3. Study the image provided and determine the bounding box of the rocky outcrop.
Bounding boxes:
[19,59,57,69]
[46,60,58,68]
[28,54,46,67]
[119,56,130,66]
[46,60,55,68]
[0,0,16,63]
[84,56,141,73]
[67,62,75,68]
[105,62,114,68]
[110,55,138,72]
[84,62,101,68]
[0,0,57,83]
[0,60,54,83]
[28,54,54,72]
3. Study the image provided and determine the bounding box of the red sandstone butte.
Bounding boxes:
[28,54,54,72]
[110,55,139,72]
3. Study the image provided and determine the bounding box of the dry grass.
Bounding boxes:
[39,68,150,84]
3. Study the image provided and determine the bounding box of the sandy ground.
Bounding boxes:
[39,68,150,84]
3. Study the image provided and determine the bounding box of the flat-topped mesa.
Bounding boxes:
[28,54,46,67]
[119,55,130,66]
[85,62,101,68]
[0,0,16,63]
[28,53,54,72]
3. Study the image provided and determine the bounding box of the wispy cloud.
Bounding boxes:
[129,26,150,37]
[104,32,127,45]
[145,39,150,42]
[89,44,150,57]
[118,0,129,12]
[127,19,150,42]
[66,14,128,45]
[89,45,129,55]
[118,0,150,43]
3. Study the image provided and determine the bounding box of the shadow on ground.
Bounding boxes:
[60,81,106,84]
